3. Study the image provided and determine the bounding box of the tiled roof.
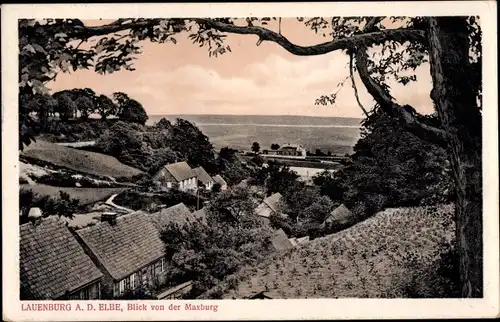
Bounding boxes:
[164,162,196,182]
[271,229,293,251]
[20,217,103,299]
[322,204,353,228]
[193,166,214,185]
[76,211,165,281]
[149,203,196,231]
[255,193,283,218]
[212,174,228,187]
[264,193,282,212]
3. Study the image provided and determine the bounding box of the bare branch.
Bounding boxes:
[349,52,369,117]
[355,46,448,147]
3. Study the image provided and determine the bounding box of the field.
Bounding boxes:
[21,140,143,179]
[20,184,128,205]
[213,204,456,299]
[149,115,362,155]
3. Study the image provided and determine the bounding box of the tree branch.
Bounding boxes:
[71,18,426,57]
[70,19,162,39]
[349,51,369,118]
[194,18,426,56]
[354,46,448,147]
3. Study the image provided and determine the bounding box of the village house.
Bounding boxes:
[212,174,228,190]
[75,211,167,298]
[254,192,286,226]
[262,143,307,158]
[20,216,103,300]
[320,204,355,231]
[152,161,198,192]
[193,166,215,190]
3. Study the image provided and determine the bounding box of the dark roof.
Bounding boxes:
[20,217,103,299]
[193,166,214,185]
[212,174,228,186]
[76,211,165,281]
[149,203,195,231]
[271,229,293,251]
[163,162,197,182]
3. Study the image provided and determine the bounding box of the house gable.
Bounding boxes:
[20,217,103,300]
[76,211,165,281]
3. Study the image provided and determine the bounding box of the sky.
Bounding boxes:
[48,18,435,118]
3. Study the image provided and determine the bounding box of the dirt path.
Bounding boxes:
[105,194,134,213]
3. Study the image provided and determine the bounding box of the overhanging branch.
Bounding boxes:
[194,18,426,56]
[71,18,426,57]
[354,46,448,147]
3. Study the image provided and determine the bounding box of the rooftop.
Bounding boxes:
[75,211,165,281]
[162,161,197,183]
[149,203,196,231]
[20,217,103,299]
[193,166,214,185]
[212,174,228,187]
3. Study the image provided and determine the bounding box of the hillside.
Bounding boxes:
[208,204,456,299]
[21,140,143,180]
[20,184,127,205]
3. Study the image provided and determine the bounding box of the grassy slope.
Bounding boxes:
[21,140,143,179]
[218,204,455,299]
[20,184,128,205]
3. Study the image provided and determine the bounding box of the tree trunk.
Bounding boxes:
[427,17,483,298]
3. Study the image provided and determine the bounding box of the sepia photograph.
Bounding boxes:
[2,2,499,321]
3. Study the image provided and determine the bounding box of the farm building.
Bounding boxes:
[262,143,307,158]
[20,216,103,300]
[193,166,215,190]
[254,192,284,226]
[152,161,198,192]
[74,211,168,298]
[321,204,355,230]
[212,174,228,190]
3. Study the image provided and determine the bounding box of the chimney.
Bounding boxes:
[101,212,118,226]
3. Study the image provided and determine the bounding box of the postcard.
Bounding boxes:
[2,1,499,321]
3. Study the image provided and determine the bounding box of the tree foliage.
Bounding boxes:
[160,186,272,296]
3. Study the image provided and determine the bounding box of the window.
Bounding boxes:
[79,287,89,300]
[131,273,136,289]
[119,280,125,294]
[161,258,165,272]
[167,182,172,188]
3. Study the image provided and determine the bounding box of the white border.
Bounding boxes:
[2,2,499,321]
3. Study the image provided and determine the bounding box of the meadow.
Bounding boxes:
[21,140,143,180]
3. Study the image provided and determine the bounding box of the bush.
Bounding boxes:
[19,189,81,224]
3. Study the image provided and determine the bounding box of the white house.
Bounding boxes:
[193,166,215,190]
[152,161,198,192]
